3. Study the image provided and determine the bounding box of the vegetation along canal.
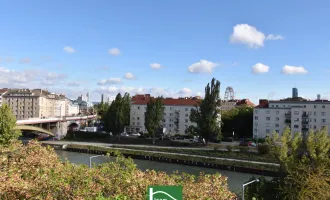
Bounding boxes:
[55,150,271,193]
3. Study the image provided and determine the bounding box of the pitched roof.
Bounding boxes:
[236,99,255,107]
[131,94,201,106]
[0,89,8,94]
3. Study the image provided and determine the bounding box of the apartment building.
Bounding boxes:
[221,99,255,112]
[2,89,42,120]
[253,98,330,138]
[126,94,202,134]
[2,88,80,120]
[0,89,8,107]
[65,99,80,116]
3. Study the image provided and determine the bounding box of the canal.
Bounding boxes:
[55,150,270,193]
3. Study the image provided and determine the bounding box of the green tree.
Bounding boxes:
[266,127,330,200]
[190,78,221,145]
[185,125,198,136]
[0,104,21,145]
[95,102,110,119]
[103,93,130,140]
[144,97,165,144]
[221,105,253,138]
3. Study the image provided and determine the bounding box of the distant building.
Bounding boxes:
[101,94,105,103]
[221,99,255,112]
[253,95,330,138]
[126,94,215,135]
[0,89,8,107]
[292,88,298,98]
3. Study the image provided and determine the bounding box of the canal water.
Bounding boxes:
[55,150,269,193]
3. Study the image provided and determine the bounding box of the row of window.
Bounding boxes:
[270,104,327,109]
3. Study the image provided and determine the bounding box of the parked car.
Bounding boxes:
[130,132,141,137]
[120,132,129,136]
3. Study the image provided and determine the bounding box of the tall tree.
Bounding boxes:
[95,102,110,119]
[103,93,129,140]
[190,78,221,145]
[0,104,21,146]
[144,97,165,144]
[266,127,330,200]
[122,93,131,127]
[221,105,253,138]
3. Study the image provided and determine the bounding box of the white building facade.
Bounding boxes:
[126,95,201,134]
[253,100,330,138]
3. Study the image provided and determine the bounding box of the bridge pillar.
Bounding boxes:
[39,123,42,128]
[47,123,50,131]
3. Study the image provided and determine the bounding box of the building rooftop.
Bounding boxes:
[131,94,201,106]
[0,89,8,94]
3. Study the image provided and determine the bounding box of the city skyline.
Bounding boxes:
[1,1,330,103]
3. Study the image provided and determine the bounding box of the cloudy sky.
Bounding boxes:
[1,1,330,103]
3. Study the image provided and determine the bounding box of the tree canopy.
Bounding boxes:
[103,93,130,136]
[221,105,253,138]
[190,78,221,144]
[265,127,330,200]
[144,97,165,143]
[0,104,21,146]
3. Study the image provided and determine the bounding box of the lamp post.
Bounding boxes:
[242,178,259,200]
[232,128,235,142]
[89,155,103,168]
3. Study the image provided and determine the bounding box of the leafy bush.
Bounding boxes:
[238,146,249,153]
[213,146,219,151]
[226,145,233,152]
[0,141,236,200]
[257,144,270,155]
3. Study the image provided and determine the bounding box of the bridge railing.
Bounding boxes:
[16,115,97,125]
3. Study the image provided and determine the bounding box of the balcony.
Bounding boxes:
[285,113,291,118]
[302,114,309,119]
[302,120,309,125]
[302,127,309,131]
[285,119,291,124]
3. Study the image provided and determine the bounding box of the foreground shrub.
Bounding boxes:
[226,145,233,152]
[257,144,270,155]
[0,141,236,200]
[238,146,249,153]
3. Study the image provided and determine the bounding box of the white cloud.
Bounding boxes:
[20,58,31,64]
[252,63,269,74]
[178,88,192,96]
[124,72,135,80]
[46,72,67,80]
[108,48,121,56]
[95,86,201,99]
[67,81,80,87]
[97,77,122,85]
[282,65,308,75]
[64,46,76,53]
[0,67,69,87]
[230,24,283,48]
[188,60,218,73]
[150,63,162,69]
[266,34,284,40]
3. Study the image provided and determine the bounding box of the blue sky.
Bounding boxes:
[1,0,330,103]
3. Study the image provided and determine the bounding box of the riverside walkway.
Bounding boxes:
[41,141,279,167]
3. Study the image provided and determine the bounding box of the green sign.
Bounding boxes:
[147,186,183,200]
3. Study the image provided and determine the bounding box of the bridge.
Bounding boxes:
[15,125,55,136]
[16,115,97,137]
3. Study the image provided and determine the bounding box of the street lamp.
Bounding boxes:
[242,178,259,200]
[89,155,103,168]
[232,128,235,142]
